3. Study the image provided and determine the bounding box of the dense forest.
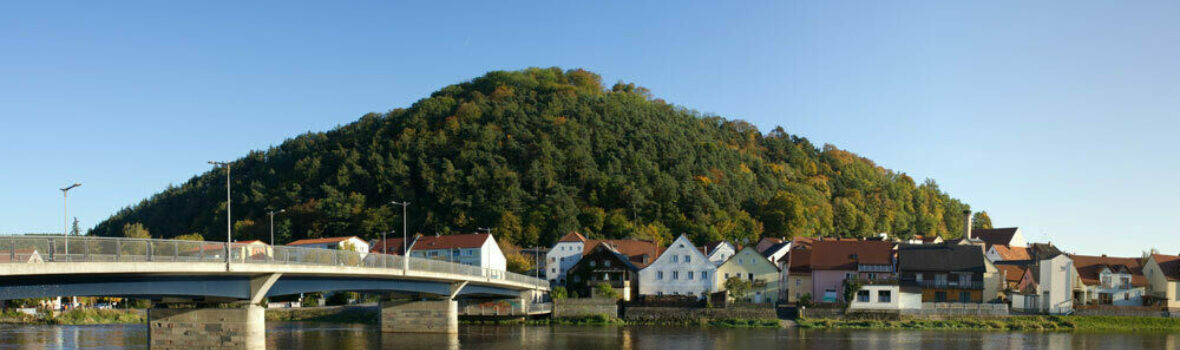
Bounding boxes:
[90,67,988,248]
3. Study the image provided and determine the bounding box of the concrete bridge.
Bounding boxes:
[0,235,549,349]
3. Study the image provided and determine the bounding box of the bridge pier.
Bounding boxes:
[148,305,265,349]
[380,299,458,333]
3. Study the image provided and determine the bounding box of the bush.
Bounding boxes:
[551,287,568,300]
[594,283,619,299]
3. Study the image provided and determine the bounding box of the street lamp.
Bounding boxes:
[390,201,410,256]
[60,183,81,236]
[209,161,231,262]
[267,209,285,245]
[60,183,81,258]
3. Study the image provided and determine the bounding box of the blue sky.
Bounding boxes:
[1,1,1177,256]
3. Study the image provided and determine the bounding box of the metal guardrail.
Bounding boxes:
[0,235,548,289]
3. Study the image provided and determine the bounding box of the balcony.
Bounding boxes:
[914,280,983,289]
[846,277,900,285]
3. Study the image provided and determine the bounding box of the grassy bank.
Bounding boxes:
[0,309,145,325]
[463,314,778,328]
[265,306,377,324]
[797,316,1180,333]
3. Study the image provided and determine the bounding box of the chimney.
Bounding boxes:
[963,210,973,239]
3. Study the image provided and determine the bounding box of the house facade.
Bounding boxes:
[373,233,506,271]
[1008,254,1074,315]
[1144,254,1180,308]
[1070,254,1147,307]
[898,244,1001,303]
[287,236,370,253]
[546,232,588,284]
[701,241,736,266]
[808,240,895,304]
[714,246,780,303]
[848,284,923,311]
[638,235,716,297]
[782,247,813,303]
[566,242,641,301]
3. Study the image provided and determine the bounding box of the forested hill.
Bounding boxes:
[90,67,984,248]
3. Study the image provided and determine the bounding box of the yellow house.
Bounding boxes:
[715,246,780,304]
[1144,254,1180,308]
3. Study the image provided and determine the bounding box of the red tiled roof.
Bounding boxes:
[584,240,661,268]
[372,233,492,254]
[1071,254,1148,287]
[993,245,1031,260]
[996,264,1027,283]
[809,240,894,270]
[787,247,812,274]
[1151,254,1180,282]
[287,236,362,246]
[558,232,587,243]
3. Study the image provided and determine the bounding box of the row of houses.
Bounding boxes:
[542,216,1180,314]
[284,233,508,271]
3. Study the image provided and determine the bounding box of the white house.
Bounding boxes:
[546,232,589,284]
[701,241,736,266]
[760,241,792,264]
[849,285,922,311]
[287,236,370,253]
[373,233,506,271]
[639,235,716,297]
[1070,254,1148,307]
[1009,253,1075,315]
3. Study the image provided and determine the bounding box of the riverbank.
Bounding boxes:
[797,315,1180,333]
[0,309,144,325]
[463,314,780,328]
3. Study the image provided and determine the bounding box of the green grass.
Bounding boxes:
[797,315,1180,333]
[0,309,145,325]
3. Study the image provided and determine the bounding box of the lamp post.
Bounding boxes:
[209,161,231,262]
[267,209,285,245]
[390,201,410,272]
[60,183,81,257]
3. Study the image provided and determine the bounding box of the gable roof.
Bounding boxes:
[994,263,1028,283]
[1071,254,1147,287]
[572,242,642,272]
[787,247,812,274]
[898,244,987,273]
[760,241,792,259]
[372,233,491,255]
[1151,254,1180,282]
[970,227,1019,247]
[558,232,587,243]
[583,239,661,268]
[992,245,1030,260]
[720,246,780,271]
[808,240,894,270]
[754,237,784,254]
[701,241,734,256]
[287,236,363,246]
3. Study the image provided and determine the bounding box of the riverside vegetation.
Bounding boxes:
[797,316,1180,333]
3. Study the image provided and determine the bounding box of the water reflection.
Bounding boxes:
[1,323,1179,349]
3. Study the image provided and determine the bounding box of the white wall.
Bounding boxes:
[848,285,901,310]
[482,236,507,271]
[1039,255,1074,315]
[707,243,735,266]
[638,235,716,297]
[546,241,584,283]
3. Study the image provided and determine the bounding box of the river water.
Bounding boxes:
[1,323,1178,349]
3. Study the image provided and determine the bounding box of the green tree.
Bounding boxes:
[122,223,150,239]
[972,211,994,229]
[175,233,204,241]
[594,282,619,299]
[551,286,568,300]
[70,217,81,236]
[724,276,753,301]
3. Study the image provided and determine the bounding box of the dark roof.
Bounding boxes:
[755,237,784,254]
[1152,254,1180,282]
[760,242,791,258]
[970,227,1019,247]
[898,244,987,273]
[584,240,661,268]
[809,240,894,270]
[571,243,641,272]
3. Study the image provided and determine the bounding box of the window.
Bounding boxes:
[673,255,679,263]
[879,291,892,303]
[658,292,663,296]
[845,272,856,280]
[857,290,870,302]
[748,273,755,281]
[701,271,708,280]
[678,243,685,248]
[550,257,556,263]
[673,271,679,280]
[935,291,947,302]
[604,260,611,267]
[915,273,923,282]
[590,261,596,267]
[739,258,744,265]
[725,273,730,279]
[685,255,691,263]
[688,271,694,280]
[959,292,971,302]
[795,279,800,286]
[657,271,664,280]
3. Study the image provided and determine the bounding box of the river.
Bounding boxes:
[1,323,1178,349]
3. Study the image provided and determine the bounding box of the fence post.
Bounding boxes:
[115,240,121,261]
[147,241,153,262]
[48,238,55,262]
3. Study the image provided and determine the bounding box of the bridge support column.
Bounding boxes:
[148,305,265,349]
[380,299,458,333]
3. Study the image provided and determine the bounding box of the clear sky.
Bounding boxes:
[2,1,1177,256]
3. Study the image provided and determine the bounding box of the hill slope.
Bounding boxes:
[90,67,975,247]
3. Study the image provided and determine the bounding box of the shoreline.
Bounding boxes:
[796,315,1180,333]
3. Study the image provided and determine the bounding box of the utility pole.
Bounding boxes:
[267,209,285,245]
[391,201,410,272]
[209,161,231,263]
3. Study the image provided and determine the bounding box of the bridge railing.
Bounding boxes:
[0,235,547,288]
